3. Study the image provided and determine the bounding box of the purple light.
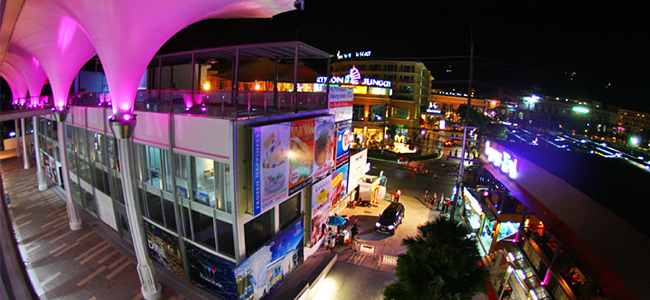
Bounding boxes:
[123,114,132,121]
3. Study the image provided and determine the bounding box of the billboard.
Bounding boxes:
[144,221,185,279]
[331,164,349,207]
[348,149,368,194]
[328,86,354,122]
[289,119,315,195]
[186,242,237,300]
[235,219,304,300]
[252,116,335,216]
[253,123,291,215]
[311,176,332,247]
[335,120,352,168]
[313,115,336,180]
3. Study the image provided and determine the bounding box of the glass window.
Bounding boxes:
[92,164,110,195]
[74,127,86,156]
[181,205,191,238]
[106,137,119,171]
[244,209,274,257]
[82,188,97,216]
[216,219,235,257]
[110,171,125,204]
[191,156,216,207]
[191,211,215,249]
[65,125,75,150]
[67,150,78,175]
[77,157,92,184]
[162,198,177,231]
[70,180,82,205]
[279,194,301,231]
[369,105,385,122]
[392,107,410,119]
[88,131,105,165]
[352,104,364,121]
[174,154,189,199]
[145,191,164,225]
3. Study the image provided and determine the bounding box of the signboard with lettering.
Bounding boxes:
[317,67,391,88]
[328,86,354,122]
[335,120,352,168]
[485,140,518,179]
[186,242,237,300]
[145,221,185,279]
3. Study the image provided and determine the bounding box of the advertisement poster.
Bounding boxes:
[311,176,332,247]
[335,121,352,168]
[347,149,368,194]
[235,220,304,300]
[328,86,354,122]
[312,116,335,180]
[144,221,185,279]
[186,242,237,300]
[331,165,349,207]
[289,119,315,195]
[253,123,290,215]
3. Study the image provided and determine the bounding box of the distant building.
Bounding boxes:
[618,109,650,135]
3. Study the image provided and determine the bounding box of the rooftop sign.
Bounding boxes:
[485,140,518,179]
[317,66,391,88]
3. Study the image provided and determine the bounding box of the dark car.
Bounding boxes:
[375,202,405,235]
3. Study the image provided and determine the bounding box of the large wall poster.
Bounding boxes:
[328,86,354,122]
[313,115,335,180]
[253,123,290,215]
[335,120,352,168]
[331,165,349,207]
[235,219,304,300]
[186,242,237,300]
[289,119,314,195]
[144,221,185,279]
[311,176,332,247]
[347,149,368,194]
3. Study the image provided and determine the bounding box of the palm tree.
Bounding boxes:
[384,217,488,300]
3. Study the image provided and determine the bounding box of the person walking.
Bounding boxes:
[431,192,437,208]
[424,190,430,205]
[437,193,444,210]
[350,223,359,252]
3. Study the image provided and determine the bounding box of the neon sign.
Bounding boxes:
[316,67,391,88]
[485,141,518,178]
[337,50,372,59]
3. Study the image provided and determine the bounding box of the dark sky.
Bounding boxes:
[162,1,646,112]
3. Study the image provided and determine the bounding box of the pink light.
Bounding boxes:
[123,114,132,121]
[57,17,79,53]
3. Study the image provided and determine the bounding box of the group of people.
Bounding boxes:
[424,190,452,213]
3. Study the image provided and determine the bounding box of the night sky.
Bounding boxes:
[160,1,649,112]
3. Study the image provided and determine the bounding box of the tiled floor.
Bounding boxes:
[1,156,185,300]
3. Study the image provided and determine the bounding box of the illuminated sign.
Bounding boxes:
[572,106,590,114]
[485,141,518,179]
[462,187,483,215]
[337,50,372,59]
[316,66,391,88]
[426,108,442,114]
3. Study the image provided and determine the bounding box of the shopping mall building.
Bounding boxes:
[456,139,650,300]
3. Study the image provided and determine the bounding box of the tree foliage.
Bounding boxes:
[384,217,488,300]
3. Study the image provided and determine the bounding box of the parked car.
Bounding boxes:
[443,140,453,147]
[375,202,405,235]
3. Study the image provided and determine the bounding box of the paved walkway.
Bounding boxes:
[1,155,192,300]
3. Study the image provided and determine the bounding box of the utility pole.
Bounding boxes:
[450,29,474,220]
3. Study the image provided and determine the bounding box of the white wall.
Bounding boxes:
[173,115,231,161]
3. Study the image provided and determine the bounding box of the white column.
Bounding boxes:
[14,119,21,157]
[55,114,83,231]
[111,119,162,300]
[33,117,47,191]
[21,118,30,169]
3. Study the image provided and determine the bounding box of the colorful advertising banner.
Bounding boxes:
[144,221,185,279]
[289,119,315,195]
[253,123,290,215]
[313,115,336,180]
[335,120,352,168]
[311,176,332,247]
[328,86,354,122]
[235,220,304,300]
[348,149,368,194]
[186,242,237,300]
[331,164,349,207]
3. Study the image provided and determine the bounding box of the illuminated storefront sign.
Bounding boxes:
[485,141,518,179]
[316,66,391,88]
[337,50,372,59]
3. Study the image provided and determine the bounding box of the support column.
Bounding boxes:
[33,117,47,191]
[15,119,21,158]
[21,118,30,169]
[53,110,82,231]
[109,116,162,300]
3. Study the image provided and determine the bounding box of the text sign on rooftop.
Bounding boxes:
[316,66,391,88]
[485,140,518,179]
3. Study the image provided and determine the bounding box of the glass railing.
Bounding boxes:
[66,90,328,119]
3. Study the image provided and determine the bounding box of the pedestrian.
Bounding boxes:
[424,190,430,204]
[394,189,401,202]
[351,223,359,251]
[438,193,444,210]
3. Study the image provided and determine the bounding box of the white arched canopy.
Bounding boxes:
[5,45,47,100]
[0,62,29,103]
